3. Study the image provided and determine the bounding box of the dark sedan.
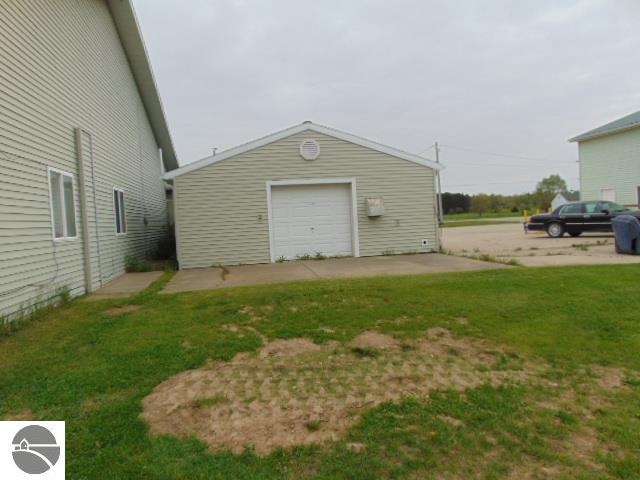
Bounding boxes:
[524,201,639,238]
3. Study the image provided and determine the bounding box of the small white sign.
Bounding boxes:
[0,421,65,479]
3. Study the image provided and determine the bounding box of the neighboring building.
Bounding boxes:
[165,122,442,268]
[551,191,580,210]
[570,110,640,207]
[0,0,178,317]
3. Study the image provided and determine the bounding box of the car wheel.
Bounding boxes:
[569,232,582,237]
[546,222,564,238]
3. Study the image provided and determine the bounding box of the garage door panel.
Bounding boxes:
[271,184,353,260]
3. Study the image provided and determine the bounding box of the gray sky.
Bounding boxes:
[136,0,640,194]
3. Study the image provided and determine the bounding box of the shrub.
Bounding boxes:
[125,255,152,273]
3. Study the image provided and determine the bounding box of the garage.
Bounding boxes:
[270,182,356,260]
[165,121,442,268]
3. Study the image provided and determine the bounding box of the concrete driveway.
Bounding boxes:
[162,253,507,294]
[442,223,640,266]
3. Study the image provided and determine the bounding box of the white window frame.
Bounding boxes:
[113,187,127,236]
[47,166,78,241]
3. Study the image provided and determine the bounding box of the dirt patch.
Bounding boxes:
[592,366,626,389]
[221,324,240,333]
[438,415,464,427]
[239,306,263,322]
[103,305,142,316]
[348,331,399,350]
[2,409,34,421]
[346,442,366,453]
[259,338,321,358]
[141,329,543,455]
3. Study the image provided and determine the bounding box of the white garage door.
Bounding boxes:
[271,184,353,260]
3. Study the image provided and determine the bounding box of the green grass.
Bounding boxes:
[442,219,522,228]
[1,266,640,478]
[444,211,521,221]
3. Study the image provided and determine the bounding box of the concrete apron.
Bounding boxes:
[87,271,163,300]
[161,253,507,294]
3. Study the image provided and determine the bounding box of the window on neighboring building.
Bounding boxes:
[600,188,616,202]
[48,167,77,239]
[113,188,127,235]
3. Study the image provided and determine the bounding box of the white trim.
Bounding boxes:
[47,166,79,241]
[265,177,360,262]
[173,181,183,270]
[164,122,443,180]
[113,187,128,236]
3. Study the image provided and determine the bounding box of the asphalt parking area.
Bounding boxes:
[442,223,640,266]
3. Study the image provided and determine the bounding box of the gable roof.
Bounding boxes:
[164,121,442,180]
[554,191,580,201]
[107,0,178,170]
[569,110,640,143]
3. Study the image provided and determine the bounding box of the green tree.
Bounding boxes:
[470,194,491,216]
[534,174,567,210]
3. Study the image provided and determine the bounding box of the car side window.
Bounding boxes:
[608,202,627,213]
[560,203,583,214]
[584,202,600,214]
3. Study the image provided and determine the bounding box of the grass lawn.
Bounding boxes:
[1,266,640,479]
[441,219,522,228]
[444,211,521,221]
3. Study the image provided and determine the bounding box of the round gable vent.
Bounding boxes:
[300,139,320,160]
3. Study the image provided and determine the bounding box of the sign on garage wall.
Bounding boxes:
[367,197,385,217]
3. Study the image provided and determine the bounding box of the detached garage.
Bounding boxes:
[165,122,443,268]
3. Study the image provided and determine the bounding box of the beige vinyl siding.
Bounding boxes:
[0,0,167,317]
[175,130,438,268]
[578,128,640,207]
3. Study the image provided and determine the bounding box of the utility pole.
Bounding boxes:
[435,142,444,225]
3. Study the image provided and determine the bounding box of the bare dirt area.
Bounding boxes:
[103,305,142,316]
[141,329,543,455]
[442,223,640,266]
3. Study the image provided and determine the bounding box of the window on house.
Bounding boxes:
[48,168,77,239]
[113,188,127,234]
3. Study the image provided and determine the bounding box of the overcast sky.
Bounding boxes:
[136,0,640,194]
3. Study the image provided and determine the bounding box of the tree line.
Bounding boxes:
[442,175,578,215]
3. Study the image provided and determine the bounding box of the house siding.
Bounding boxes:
[174,130,438,268]
[578,128,640,207]
[0,0,167,317]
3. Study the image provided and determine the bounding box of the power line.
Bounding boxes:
[417,142,575,165]
[418,143,436,155]
[445,180,537,187]
[439,143,575,165]
[448,161,578,168]
[444,177,578,188]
